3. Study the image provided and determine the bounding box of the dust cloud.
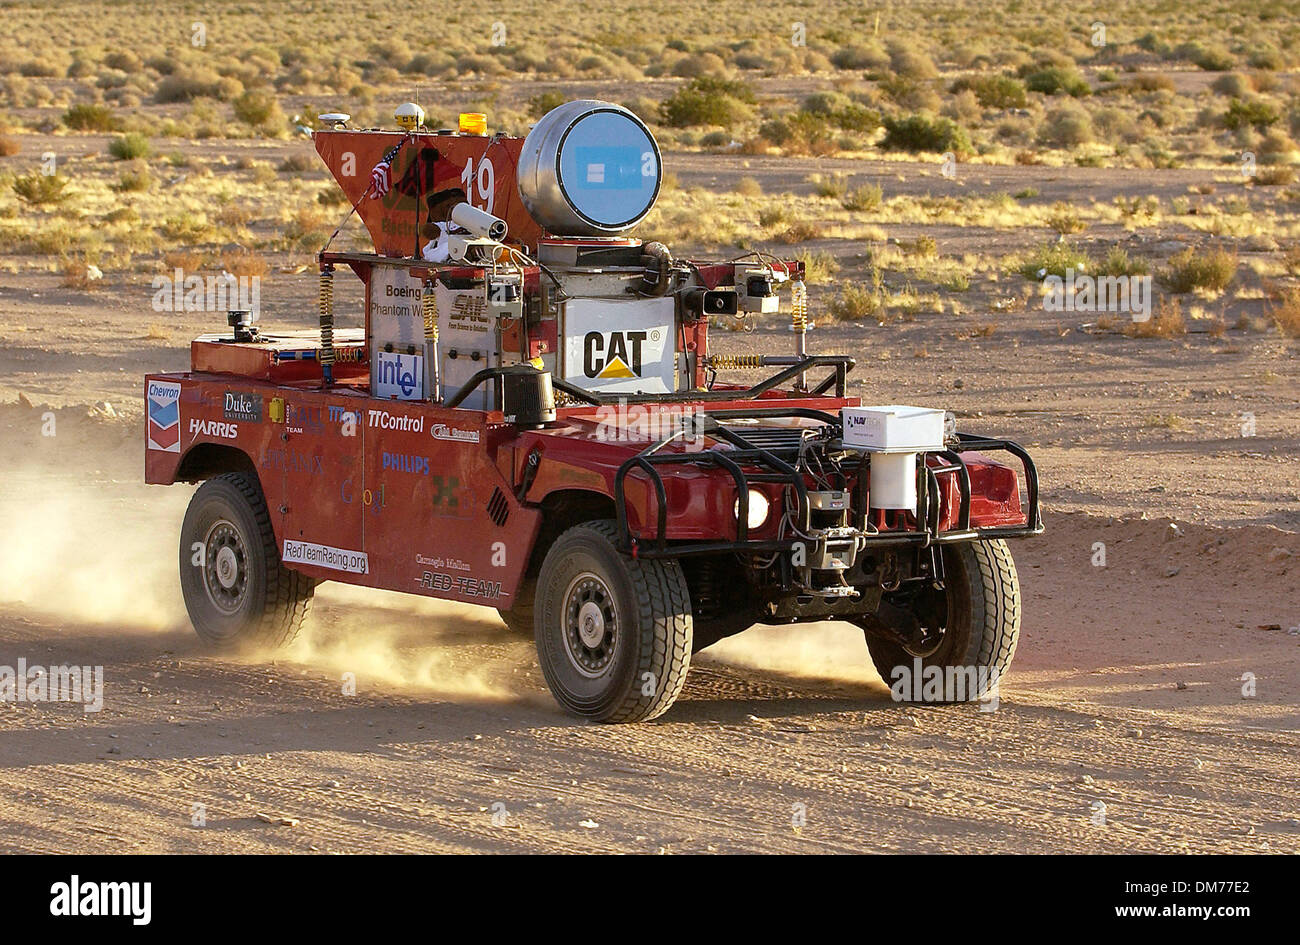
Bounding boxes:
[0,466,192,630]
[266,582,538,703]
[705,621,885,687]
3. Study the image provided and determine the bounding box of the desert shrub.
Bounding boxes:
[1017,240,1092,279]
[1246,47,1285,71]
[232,89,283,129]
[897,235,937,256]
[108,133,150,160]
[113,165,151,192]
[842,183,883,212]
[879,75,940,111]
[1268,287,1300,337]
[1095,247,1150,277]
[1254,166,1296,186]
[807,173,845,198]
[659,76,754,129]
[1024,67,1090,97]
[830,44,890,72]
[757,112,838,155]
[1159,246,1237,293]
[154,66,242,103]
[527,90,567,119]
[1039,105,1094,146]
[11,171,68,205]
[888,43,938,81]
[0,134,18,157]
[1222,98,1280,131]
[758,205,791,229]
[1211,73,1254,97]
[734,176,762,196]
[827,281,884,321]
[277,153,316,173]
[795,248,839,282]
[942,89,982,125]
[671,52,727,79]
[1191,45,1235,71]
[803,93,880,133]
[1123,74,1175,94]
[103,51,143,73]
[1091,107,1140,144]
[951,74,1027,109]
[1044,202,1087,235]
[881,113,970,154]
[62,102,120,131]
[775,220,820,243]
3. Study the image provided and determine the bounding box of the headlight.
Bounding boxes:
[734,488,770,530]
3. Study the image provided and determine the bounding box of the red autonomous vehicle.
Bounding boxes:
[145,101,1042,722]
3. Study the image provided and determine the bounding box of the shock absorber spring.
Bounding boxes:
[422,277,440,402]
[791,279,808,334]
[318,265,335,385]
[707,354,766,369]
[791,279,808,390]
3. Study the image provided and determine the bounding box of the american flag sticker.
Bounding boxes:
[369,160,391,198]
[146,380,181,452]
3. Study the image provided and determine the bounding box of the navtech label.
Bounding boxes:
[146,380,181,452]
[282,540,369,574]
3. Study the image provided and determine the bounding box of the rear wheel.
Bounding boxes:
[862,539,1020,702]
[179,473,314,650]
[534,520,693,722]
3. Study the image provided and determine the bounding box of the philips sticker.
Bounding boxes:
[146,380,181,452]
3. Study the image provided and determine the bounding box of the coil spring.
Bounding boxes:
[318,266,335,366]
[422,280,438,342]
[708,354,765,369]
[791,279,808,333]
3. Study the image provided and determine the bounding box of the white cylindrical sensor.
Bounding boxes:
[450,202,508,241]
[869,452,918,510]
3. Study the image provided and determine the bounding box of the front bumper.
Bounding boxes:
[614,413,1043,559]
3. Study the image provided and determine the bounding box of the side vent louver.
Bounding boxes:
[487,487,510,526]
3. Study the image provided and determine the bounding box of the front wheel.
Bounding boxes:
[534,521,693,722]
[862,539,1021,702]
[179,472,315,650]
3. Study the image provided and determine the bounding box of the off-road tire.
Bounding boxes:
[179,472,315,650]
[497,576,536,637]
[535,520,692,722]
[865,539,1020,702]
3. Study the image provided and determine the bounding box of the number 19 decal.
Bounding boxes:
[461,156,496,214]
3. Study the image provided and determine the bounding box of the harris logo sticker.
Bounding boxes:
[146,380,181,452]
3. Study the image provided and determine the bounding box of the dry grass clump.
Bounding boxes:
[11,170,67,205]
[0,134,18,157]
[1125,297,1186,338]
[827,280,885,322]
[1159,246,1237,294]
[1267,287,1300,337]
[221,249,269,278]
